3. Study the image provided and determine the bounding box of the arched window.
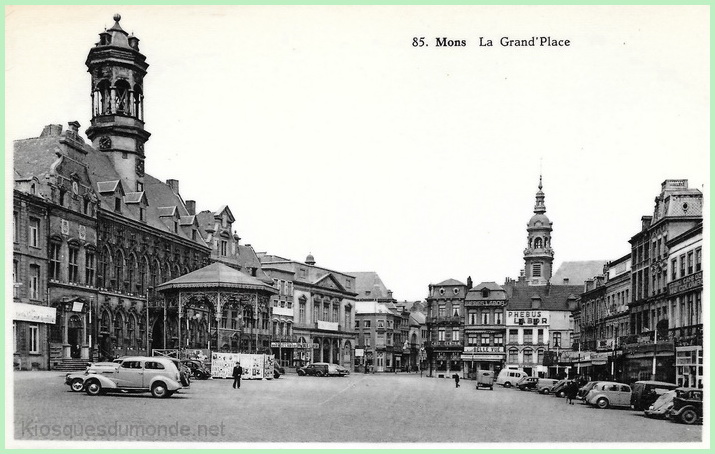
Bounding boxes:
[537,349,545,365]
[133,84,143,121]
[126,313,136,348]
[127,254,137,294]
[114,80,131,115]
[100,310,111,333]
[96,80,111,115]
[115,312,124,346]
[98,246,111,289]
[534,237,543,249]
[508,348,518,363]
[114,250,125,292]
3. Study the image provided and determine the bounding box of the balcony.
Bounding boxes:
[428,316,461,325]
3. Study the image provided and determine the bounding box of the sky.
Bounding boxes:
[5,5,709,301]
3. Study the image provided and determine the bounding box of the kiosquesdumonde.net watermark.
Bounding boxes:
[19,419,226,439]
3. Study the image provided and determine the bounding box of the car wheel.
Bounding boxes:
[71,378,85,392]
[274,372,281,379]
[503,381,512,388]
[297,370,305,376]
[85,380,102,396]
[151,382,169,398]
[541,389,550,395]
[557,391,565,398]
[316,371,324,377]
[596,397,609,409]
[680,408,699,425]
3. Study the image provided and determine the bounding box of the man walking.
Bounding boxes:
[232,362,243,389]
[454,373,460,388]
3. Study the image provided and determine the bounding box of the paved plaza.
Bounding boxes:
[13,371,702,444]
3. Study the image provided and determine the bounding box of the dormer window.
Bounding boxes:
[481,288,489,298]
[30,183,36,195]
[220,241,227,256]
[137,181,144,191]
[115,196,122,213]
[139,207,145,222]
[174,221,178,233]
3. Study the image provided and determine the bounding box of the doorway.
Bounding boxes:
[68,314,82,358]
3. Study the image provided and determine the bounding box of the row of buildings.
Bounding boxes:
[11,15,704,387]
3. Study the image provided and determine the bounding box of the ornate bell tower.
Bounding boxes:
[523,175,554,285]
[85,14,150,192]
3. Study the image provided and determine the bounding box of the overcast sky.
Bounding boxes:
[6,5,709,301]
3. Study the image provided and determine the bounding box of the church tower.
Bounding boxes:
[85,14,150,193]
[523,176,554,285]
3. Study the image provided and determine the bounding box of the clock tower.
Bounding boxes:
[523,175,554,286]
[85,14,150,192]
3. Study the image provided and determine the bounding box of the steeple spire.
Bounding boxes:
[534,174,546,214]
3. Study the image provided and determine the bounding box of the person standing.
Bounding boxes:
[232,362,243,389]
[454,373,460,388]
[565,380,578,405]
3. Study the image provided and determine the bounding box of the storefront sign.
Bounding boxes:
[591,352,609,365]
[270,342,317,348]
[14,303,56,324]
[464,346,505,353]
[355,348,364,357]
[668,271,702,295]
[461,354,504,361]
[506,310,549,326]
[466,300,507,307]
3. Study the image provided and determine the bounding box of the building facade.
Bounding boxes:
[12,15,274,369]
[622,179,702,383]
[259,254,357,369]
[425,279,467,377]
[462,282,507,378]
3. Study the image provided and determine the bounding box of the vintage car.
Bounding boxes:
[475,370,494,390]
[516,377,539,391]
[669,388,703,425]
[576,381,600,401]
[296,363,330,377]
[585,381,632,409]
[82,356,183,398]
[630,380,678,411]
[273,364,285,379]
[644,390,677,419]
[329,364,350,376]
[181,359,211,380]
[65,362,121,392]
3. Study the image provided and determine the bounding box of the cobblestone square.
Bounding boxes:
[13,371,702,445]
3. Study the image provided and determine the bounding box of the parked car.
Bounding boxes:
[535,378,559,394]
[65,362,120,392]
[516,377,539,391]
[495,368,527,388]
[585,381,632,409]
[475,370,494,390]
[168,358,191,387]
[550,379,571,397]
[332,364,350,376]
[181,359,211,380]
[630,380,678,410]
[669,388,703,425]
[644,390,677,419]
[296,363,330,377]
[273,364,285,379]
[82,356,183,398]
[576,381,599,401]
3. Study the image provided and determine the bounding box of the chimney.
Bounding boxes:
[641,216,652,231]
[185,200,196,215]
[166,179,180,195]
[40,124,63,137]
[68,121,80,133]
[387,290,393,300]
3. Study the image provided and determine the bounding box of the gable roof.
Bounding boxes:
[313,273,347,292]
[551,261,607,286]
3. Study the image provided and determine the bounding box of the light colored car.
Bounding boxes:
[82,356,183,398]
[535,378,559,394]
[495,369,528,388]
[585,381,632,409]
[329,364,350,376]
[65,362,122,392]
[644,390,676,419]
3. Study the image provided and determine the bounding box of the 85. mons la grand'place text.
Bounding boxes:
[412,36,571,47]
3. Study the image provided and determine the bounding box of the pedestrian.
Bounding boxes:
[453,373,460,388]
[565,381,578,405]
[232,362,243,389]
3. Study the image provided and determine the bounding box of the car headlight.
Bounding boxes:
[648,405,654,410]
